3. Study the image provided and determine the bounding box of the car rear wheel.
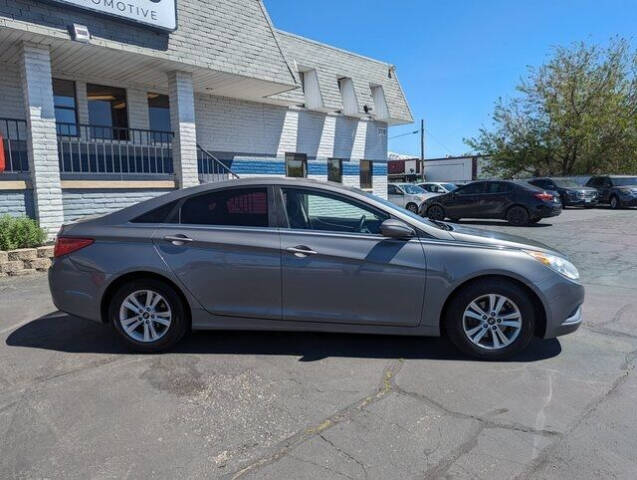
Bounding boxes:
[609,195,620,209]
[427,204,446,221]
[110,279,188,353]
[406,203,419,214]
[506,206,530,226]
[445,279,536,360]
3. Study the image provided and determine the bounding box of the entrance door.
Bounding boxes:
[278,187,426,327]
[152,186,282,320]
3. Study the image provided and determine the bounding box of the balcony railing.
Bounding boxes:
[57,123,174,176]
[0,118,29,173]
[198,145,240,183]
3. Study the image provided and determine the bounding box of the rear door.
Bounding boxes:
[482,181,513,216]
[445,181,487,218]
[151,186,282,320]
[277,186,426,327]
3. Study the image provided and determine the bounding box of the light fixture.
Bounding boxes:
[70,24,90,43]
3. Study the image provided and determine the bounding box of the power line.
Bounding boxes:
[424,127,455,156]
[389,130,418,140]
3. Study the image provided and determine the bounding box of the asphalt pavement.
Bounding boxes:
[1,207,636,479]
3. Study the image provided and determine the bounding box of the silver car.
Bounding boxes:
[49,178,584,360]
[387,183,435,213]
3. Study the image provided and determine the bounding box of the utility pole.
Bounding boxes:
[420,119,425,181]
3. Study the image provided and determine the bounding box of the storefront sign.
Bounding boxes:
[47,0,177,31]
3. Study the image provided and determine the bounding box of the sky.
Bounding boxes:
[266,0,636,159]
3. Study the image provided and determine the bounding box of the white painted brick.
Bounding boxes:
[168,71,199,188]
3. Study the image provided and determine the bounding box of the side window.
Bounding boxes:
[180,188,269,227]
[422,184,433,192]
[487,182,512,193]
[532,179,547,188]
[586,177,599,187]
[282,188,389,234]
[387,184,398,195]
[603,177,613,187]
[457,182,486,195]
[133,199,180,224]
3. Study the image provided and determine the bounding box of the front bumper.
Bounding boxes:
[539,275,585,339]
[564,197,598,206]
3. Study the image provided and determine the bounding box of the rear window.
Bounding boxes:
[133,200,180,224]
[181,188,268,227]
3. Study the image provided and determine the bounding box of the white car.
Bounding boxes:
[387,183,436,213]
[418,182,458,195]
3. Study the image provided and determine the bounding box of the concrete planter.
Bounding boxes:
[0,246,54,277]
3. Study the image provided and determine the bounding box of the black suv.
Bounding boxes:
[420,180,562,226]
[585,176,637,209]
[528,177,598,207]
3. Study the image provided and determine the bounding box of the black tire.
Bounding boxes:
[609,195,621,210]
[427,204,446,221]
[448,217,461,223]
[406,203,419,214]
[529,217,541,224]
[506,205,530,226]
[445,278,536,360]
[109,278,188,353]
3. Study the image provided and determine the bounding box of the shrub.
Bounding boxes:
[0,215,47,251]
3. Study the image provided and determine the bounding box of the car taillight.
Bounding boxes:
[54,237,94,258]
[534,192,554,202]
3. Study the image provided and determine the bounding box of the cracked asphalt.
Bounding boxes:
[1,207,636,479]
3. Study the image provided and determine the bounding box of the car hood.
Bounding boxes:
[448,224,565,256]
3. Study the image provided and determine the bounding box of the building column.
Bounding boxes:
[168,71,199,188]
[20,42,64,238]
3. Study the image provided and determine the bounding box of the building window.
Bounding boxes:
[360,160,373,189]
[285,153,307,178]
[327,158,343,183]
[147,93,171,142]
[87,83,128,140]
[53,79,78,136]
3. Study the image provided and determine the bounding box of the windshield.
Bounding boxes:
[402,184,426,194]
[553,179,580,187]
[363,191,448,230]
[442,183,457,191]
[613,177,637,186]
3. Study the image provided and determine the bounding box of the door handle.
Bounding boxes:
[164,234,193,245]
[285,246,317,257]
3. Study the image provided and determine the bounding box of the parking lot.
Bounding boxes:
[1,207,636,479]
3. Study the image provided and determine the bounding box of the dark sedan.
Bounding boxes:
[585,175,637,209]
[528,177,598,207]
[420,180,562,226]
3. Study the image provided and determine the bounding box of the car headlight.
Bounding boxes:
[524,250,580,281]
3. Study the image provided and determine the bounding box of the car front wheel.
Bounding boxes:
[427,205,446,221]
[406,203,419,214]
[110,278,188,353]
[445,279,535,360]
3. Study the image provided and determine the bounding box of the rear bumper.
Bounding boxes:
[534,203,562,218]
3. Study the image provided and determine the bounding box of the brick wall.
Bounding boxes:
[0,190,35,218]
[62,189,172,222]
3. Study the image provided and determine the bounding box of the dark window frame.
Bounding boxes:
[327,158,343,183]
[360,160,373,189]
[53,78,79,136]
[285,153,308,178]
[87,83,129,140]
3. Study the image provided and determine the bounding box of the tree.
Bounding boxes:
[465,38,637,178]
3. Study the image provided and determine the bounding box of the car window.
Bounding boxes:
[586,177,599,187]
[487,182,512,193]
[601,177,612,188]
[456,182,486,195]
[403,184,425,194]
[132,199,181,224]
[180,187,269,227]
[612,177,637,186]
[388,184,399,195]
[421,184,434,192]
[281,188,389,234]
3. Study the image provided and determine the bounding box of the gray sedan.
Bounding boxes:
[49,178,584,360]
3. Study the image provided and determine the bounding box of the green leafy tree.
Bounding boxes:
[466,38,637,177]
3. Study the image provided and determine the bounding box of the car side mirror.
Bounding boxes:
[380,219,415,239]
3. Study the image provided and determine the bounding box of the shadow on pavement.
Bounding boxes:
[6,311,562,362]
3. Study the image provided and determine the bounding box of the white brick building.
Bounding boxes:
[0,0,413,236]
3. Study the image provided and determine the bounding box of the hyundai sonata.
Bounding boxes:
[49,178,584,360]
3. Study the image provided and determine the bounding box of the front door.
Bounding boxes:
[445,182,487,218]
[278,187,426,327]
[153,186,282,320]
[387,184,405,208]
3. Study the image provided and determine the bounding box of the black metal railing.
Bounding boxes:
[0,118,29,173]
[57,123,174,175]
[198,144,240,183]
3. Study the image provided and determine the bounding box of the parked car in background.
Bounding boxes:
[419,182,458,195]
[420,180,562,226]
[49,177,583,360]
[527,177,598,207]
[387,183,435,213]
[585,175,637,209]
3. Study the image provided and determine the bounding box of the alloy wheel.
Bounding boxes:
[407,204,419,213]
[462,294,522,350]
[119,290,172,343]
[427,205,445,220]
